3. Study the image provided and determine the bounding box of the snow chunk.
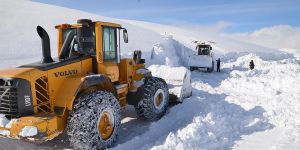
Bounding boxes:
[0,130,10,136]
[19,126,38,137]
[5,119,18,129]
[148,65,189,85]
[0,114,9,128]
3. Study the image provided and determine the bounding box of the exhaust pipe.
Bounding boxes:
[37,26,53,63]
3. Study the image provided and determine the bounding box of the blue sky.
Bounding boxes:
[33,0,300,33]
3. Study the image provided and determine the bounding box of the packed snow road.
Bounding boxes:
[0,53,299,150]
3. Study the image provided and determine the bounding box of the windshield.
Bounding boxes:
[62,29,76,43]
[103,27,117,60]
[197,46,211,55]
[61,26,96,57]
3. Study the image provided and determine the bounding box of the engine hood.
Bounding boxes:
[0,68,34,80]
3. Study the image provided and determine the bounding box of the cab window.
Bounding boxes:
[103,27,117,60]
[61,25,96,58]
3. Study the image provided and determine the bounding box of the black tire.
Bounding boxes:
[67,91,121,150]
[207,61,214,73]
[135,77,169,120]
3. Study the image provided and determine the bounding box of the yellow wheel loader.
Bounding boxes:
[0,19,170,149]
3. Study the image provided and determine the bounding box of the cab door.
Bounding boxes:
[98,27,119,82]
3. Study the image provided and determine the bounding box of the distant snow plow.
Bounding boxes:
[148,65,192,102]
[188,41,215,72]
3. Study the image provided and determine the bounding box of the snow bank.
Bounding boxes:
[148,65,192,101]
[221,54,300,124]
[218,54,300,148]
[198,53,300,149]
[148,35,181,67]
[148,35,196,68]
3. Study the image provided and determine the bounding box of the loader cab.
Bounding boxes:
[55,19,128,82]
[196,44,212,56]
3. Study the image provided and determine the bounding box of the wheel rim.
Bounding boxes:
[154,89,165,110]
[98,110,114,140]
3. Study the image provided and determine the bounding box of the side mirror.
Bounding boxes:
[123,29,128,43]
[210,47,212,50]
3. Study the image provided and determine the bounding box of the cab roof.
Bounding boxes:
[55,20,122,29]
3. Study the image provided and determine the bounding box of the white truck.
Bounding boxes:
[188,42,214,72]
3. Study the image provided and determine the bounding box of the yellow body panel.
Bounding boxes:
[98,61,119,82]
[47,62,82,109]
[133,64,146,81]
[0,68,32,79]
[95,24,103,63]
[119,59,134,87]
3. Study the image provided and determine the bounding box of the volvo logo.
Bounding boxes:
[54,70,78,77]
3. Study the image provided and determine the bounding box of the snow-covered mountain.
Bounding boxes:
[0,0,289,68]
[0,0,299,150]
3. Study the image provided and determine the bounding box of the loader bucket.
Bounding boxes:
[148,65,192,102]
